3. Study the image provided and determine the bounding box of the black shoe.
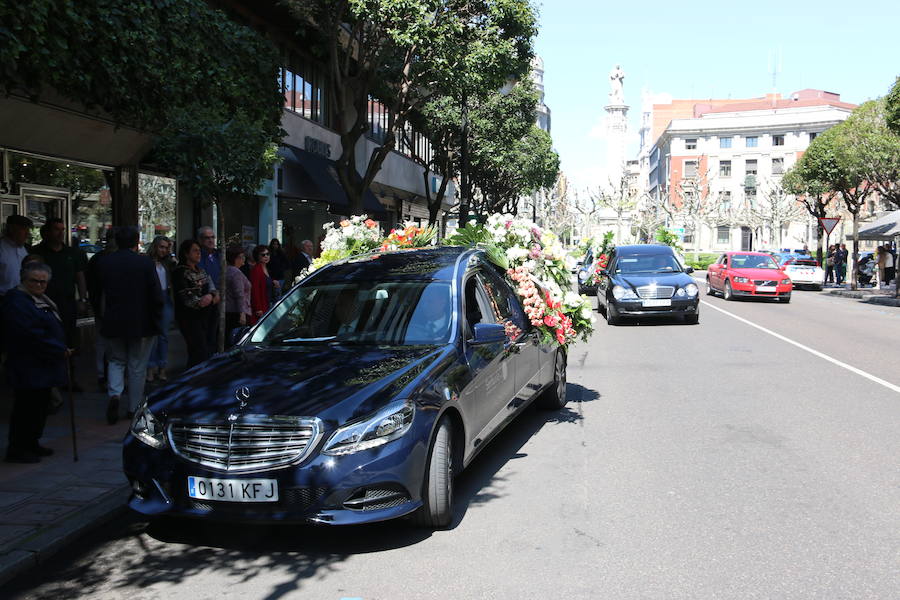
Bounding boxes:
[106,396,120,425]
[5,450,40,464]
[33,445,54,457]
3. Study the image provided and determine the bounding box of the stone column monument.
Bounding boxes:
[605,64,629,187]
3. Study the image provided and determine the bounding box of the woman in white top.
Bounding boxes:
[146,236,174,381]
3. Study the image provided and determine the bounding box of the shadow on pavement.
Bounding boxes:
[450,382,599,526]
[7,383,601,600]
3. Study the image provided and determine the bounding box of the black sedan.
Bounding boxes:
[124,247,567,528]
[595,244,700,325]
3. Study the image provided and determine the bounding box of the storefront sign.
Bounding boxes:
[304,136,332,159]
[242,225,257,248]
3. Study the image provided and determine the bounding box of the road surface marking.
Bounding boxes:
[700,299,900,395]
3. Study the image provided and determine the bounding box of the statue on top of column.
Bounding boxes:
[609,64,625,104]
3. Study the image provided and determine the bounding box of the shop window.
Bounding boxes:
[10,152,112,249]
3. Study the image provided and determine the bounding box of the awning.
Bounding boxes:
[855,210,900,240]
[278,146,385,216]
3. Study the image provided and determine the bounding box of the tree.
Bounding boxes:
[589,173,639,245]
[404,96,460,227]
[466,82,558,218]
[840,98,900,296]
[631,191,672,244]
[283,0,537,216]
[750,178,805,251]
[885,76,900,135]
[155,112,280,352]
[671,165,720,261]
[782,158,835,265]
[796,122,873,289]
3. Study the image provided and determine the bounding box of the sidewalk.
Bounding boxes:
[824,282,900,307]
[0,325,187,585]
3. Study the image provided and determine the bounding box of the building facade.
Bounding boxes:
[645,90,855,252]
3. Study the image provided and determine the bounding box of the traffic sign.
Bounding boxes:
[818,217,841,235]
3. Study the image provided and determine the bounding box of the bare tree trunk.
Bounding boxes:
[851,212,859,291]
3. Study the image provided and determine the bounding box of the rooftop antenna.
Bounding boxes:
[768,47,782,106]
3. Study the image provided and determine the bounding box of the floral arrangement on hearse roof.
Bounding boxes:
[298,213,594,347]
[445,214,594,346]
[587,231,616,286]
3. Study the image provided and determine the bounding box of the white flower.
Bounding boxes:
[580,304,593,320]
[505,246,529,262]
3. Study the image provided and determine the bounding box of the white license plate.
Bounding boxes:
[756,286,776,292]
[642,299,671,307]
[187,476,279,502]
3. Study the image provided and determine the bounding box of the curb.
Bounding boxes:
[827,289,900,307]
[0,485,130,586]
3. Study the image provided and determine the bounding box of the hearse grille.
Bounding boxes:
[636,285,675,299]
[169,417,321,473]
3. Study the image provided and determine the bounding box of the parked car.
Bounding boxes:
[577,248,598,295]
[123,247,567,528]
[706,252,792,302]
[857,251,875,286]
[780,256,825,290]
[595,244,700,325]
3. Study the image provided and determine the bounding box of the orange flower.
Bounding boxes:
[365,219,377,229]
[340,220,350,228]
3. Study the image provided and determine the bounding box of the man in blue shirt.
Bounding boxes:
[197,226,222,353]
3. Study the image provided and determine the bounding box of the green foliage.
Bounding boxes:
[684,253,719,270]
[598,231,615,256]
[654,227,683,250]
[1,0,284,136]
[886,76,900,135]
[467,81,560,215]
[282,0,537,215]
[444,223,491,247]
[839,99,900,207]
[1,0,285,212]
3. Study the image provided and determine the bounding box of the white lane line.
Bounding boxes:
[700,299,900,395]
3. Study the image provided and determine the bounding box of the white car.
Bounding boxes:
[782,257,824,290]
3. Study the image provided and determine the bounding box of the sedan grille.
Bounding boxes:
[168,416,321,473]
[636,285,675,299]
[753,280,778,286]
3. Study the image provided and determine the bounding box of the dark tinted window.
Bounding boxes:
[614,252,682,274]
[250,280,453,346]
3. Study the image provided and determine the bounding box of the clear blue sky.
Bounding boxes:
[534,0,900,191]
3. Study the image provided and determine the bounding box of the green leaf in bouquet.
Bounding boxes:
[445,223,490,247]
[484,244,509,270]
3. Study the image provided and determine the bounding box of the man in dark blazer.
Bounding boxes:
[96,226,163,424]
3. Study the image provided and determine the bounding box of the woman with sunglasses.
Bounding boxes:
[249,244,273,324]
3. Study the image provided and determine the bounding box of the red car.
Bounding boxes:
[706,252,793,302]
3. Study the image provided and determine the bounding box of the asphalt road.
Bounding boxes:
[8,287,900,600]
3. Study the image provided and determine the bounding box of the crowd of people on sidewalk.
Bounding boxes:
[0,214,317,464]
[821,242,896,288]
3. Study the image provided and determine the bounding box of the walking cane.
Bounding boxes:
[65,354,79,462]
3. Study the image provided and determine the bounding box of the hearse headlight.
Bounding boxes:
[131,403,166,449]
[577,270,588,283]
[612,285,637,300]
[323,400,414,456]
[684,283,699,296]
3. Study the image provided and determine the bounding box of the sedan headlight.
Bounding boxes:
[684,283,699,296]
[612,285,637,300]
[130,403,166,449]
[578,270,588,283]
[734,276,749,283]
[323,400,414,456]
[782,278,791,285]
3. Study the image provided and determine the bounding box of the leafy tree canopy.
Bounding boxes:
[886,76,900,135]
[1,0,284,198]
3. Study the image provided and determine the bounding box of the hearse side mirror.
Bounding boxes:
[469,323,506,345]
[684,266,694,274]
